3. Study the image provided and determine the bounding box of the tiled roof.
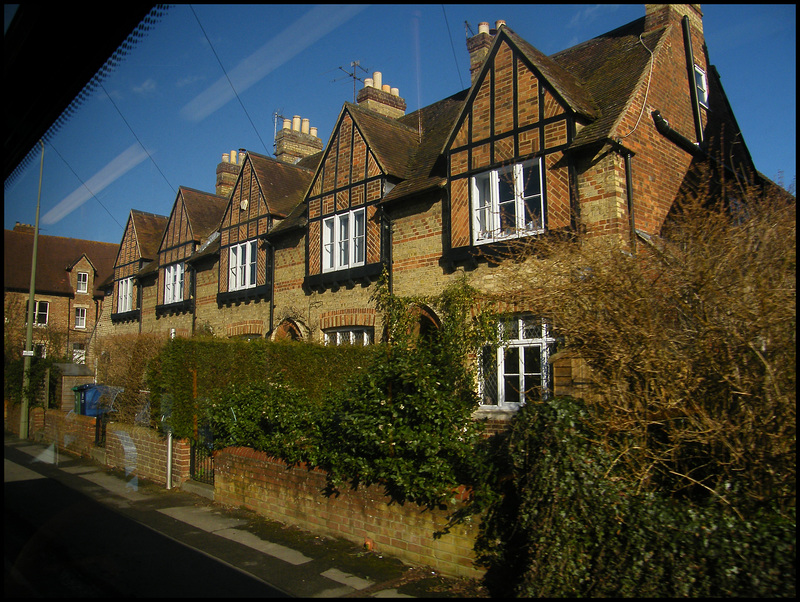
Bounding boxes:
[4,228,118,296]
[549,16,666,149]
[247,152,316,218]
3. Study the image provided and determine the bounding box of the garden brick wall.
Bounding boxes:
[4,404,191,488]
[214,446,483,579]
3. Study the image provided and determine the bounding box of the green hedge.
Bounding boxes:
[472,397,796,597]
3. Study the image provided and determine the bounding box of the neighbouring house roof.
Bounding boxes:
[247,152,318,219]
[4,228,118,296]
[130,209,168,261]
[175,186,229,245]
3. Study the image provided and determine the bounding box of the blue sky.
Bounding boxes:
[4,4,796,245]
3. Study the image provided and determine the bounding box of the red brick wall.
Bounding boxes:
[104,423,191,487]
[214,446,483,579]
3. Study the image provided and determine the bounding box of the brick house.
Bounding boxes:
[4,223,118,370]
[100,4,766,423]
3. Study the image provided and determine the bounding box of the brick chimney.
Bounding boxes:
[467,20,505,84]
[13,222,35,234]
[645,4,703,35]
[274,115,324,164]
[356,71,407,119]
[216,149,243,197]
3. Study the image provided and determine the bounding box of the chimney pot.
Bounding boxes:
[478,21,490,34]
[310,126,318,138]
[373,71,382,89]
[230,150,237,164]
[495,19,506,29]
[222,153,229,163]
[238,148,246,164]
[292,115,301,131]
[301,118,310,134]
[390,87,399,97]
[382,84,390,93]
[282,118,291,130]
[364,77,373,88]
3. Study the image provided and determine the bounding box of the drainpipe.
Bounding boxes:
[265,238,275,336]
[651,110,701,157]
[682,16,704,146]
[624,152,637,254]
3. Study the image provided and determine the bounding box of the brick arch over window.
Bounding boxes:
[319,308,376,330]
[410,303,441,340]
[226,320,264,339]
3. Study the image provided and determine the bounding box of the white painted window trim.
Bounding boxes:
[75,307,87,330]
[694,64,709,108]
[117,276,135,313]
[324,326,372,346]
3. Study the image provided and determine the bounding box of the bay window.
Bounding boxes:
[229,240,257,291]
[471,158,544,244]
[164,263,185,304]
[322,208,366,272]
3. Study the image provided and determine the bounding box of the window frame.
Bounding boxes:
[27,300,49,326]
[117,276,135,313]
[324,326,372,346]
[694,64,709,109]
[479,315,556,410]
[322,207,366,272]
[470,158,545,245]
[74,307,87,329]
[228,239,258,292]
[163,262,185,305]
[77,271,89,293]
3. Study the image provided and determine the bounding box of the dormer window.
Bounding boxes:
[694,65,709,109]
[471,158,544,244]
[77,271,88,293]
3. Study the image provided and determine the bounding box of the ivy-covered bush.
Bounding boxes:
[4,355,61,408]
[316,276,499,508]
[472,397,796,597]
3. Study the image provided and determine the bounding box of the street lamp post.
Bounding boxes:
[20,140,45,439]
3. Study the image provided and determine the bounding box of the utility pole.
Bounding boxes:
[21,140,45,439]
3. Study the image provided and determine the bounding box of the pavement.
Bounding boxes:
[4,430,486,598]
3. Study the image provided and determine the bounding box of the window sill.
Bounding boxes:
[217,284,271,306]
[111,309,140,323]
[305,262,384,291]
[156,299,193,316]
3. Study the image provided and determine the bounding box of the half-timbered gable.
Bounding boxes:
[111,209,167,323]
[444,24,599,260]
[156,187,227,316]
[218,151,315,305]
[304,103,420,290]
